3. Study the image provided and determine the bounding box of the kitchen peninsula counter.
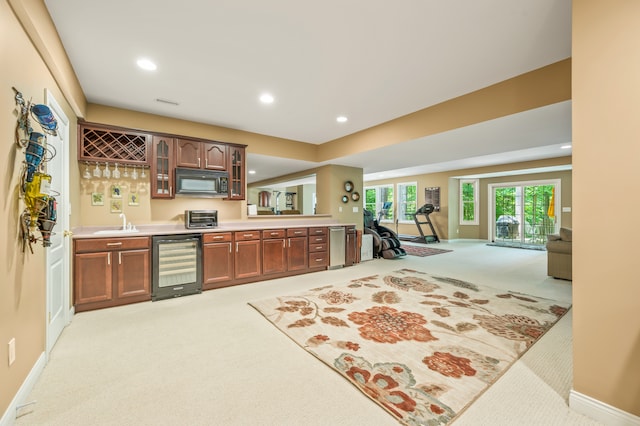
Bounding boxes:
[72,219,359,312]
[72,216,353,239]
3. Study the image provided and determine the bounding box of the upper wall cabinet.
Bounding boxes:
[78,122,150,165]
[227,145,245,200]
[77,122,246,200]
[151,136,175,199]
[176,139,227,171]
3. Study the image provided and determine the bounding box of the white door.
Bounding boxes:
[45,90,70,354]
[489,180,560,246]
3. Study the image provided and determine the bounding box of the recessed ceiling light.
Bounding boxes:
[561,144,572,149]
[136,58,157,71]
[336,116,348,123]
[248,170,256,175]
[259,93,274,104]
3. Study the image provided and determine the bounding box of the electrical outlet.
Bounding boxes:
[339,206,343,212]
[8,338,16,366]
[352,206,359,213]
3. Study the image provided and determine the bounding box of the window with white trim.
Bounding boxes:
[364,185,394,222]
[460,179,479,225]
[397,182,417,223]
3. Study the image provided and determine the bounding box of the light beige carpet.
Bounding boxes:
[250,268,571,425]
[13,241,603,425]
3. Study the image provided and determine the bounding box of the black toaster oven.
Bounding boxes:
[185,210,218,229]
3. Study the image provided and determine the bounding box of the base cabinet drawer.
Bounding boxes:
[309,243,327,253]
[309,252,328,268]
[308,227,328,270]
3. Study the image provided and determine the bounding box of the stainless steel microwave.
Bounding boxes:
[175,168,229,197]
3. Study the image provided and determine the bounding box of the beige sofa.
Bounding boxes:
[546,227,572,280]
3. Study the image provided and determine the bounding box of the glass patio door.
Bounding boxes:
[493,183,557,246]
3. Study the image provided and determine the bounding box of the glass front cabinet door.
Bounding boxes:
[227,145,246,200]
[151,136,175,198]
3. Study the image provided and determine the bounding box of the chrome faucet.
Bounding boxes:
[119,212,126,231]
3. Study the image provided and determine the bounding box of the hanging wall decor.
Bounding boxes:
[13,87,60,253]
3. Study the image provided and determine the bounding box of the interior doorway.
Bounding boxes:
[45,89,70,354]
[489,179,560,246]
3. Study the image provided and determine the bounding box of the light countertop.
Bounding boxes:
[72,218,354,239]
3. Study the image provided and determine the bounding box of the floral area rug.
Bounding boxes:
[403,245,452,257]
[249,269,570,425]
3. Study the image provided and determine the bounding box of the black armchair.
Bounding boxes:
[363,209,406,259]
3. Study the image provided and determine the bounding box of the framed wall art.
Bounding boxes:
[91,192,104,206]
[110,199,122,213]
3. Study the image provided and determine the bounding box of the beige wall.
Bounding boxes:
[9,0,637,422]
[1,0,79,415]
[365,157,571,241]
[573,0,640,416]
[85,104,318,163]
[318,59,571,162]
[76,106,318,225]
[316,165,364,229]
[77,173,244,227]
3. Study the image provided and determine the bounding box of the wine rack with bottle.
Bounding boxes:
[78,122,150,165]
[13,87,59,251]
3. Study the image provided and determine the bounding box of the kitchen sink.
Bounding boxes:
[93,229,140,235]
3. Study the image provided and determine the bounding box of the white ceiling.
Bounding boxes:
[44,0,572,184]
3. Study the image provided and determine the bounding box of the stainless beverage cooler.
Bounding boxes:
[329,227,346,269]
[152,234,202,301]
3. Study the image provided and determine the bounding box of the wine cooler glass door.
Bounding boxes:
[152,235,202,301]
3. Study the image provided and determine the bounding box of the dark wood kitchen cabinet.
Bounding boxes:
[308,227,328,270]
[345,226,358,266]
[78,122,150,165]
[202,232,234,289]
[262,228,307,275]
[234,230,261,280]
[286,228,308,272]
[227,145,245,200]
[176,139,227,170]
[151,135,175,198]
[262,229,287,275]
[74,237,151,312]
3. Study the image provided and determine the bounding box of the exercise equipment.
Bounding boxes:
[364,209,406,259]
[412,203,440,243]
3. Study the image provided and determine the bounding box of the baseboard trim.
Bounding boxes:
[0,352,46,426]
[569,389,640,426]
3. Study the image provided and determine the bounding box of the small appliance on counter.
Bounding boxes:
[185,210,218,229]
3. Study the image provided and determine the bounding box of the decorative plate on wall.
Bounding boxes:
[351,191,360,201]
[342,195,349,203]
[344,181,353,192]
